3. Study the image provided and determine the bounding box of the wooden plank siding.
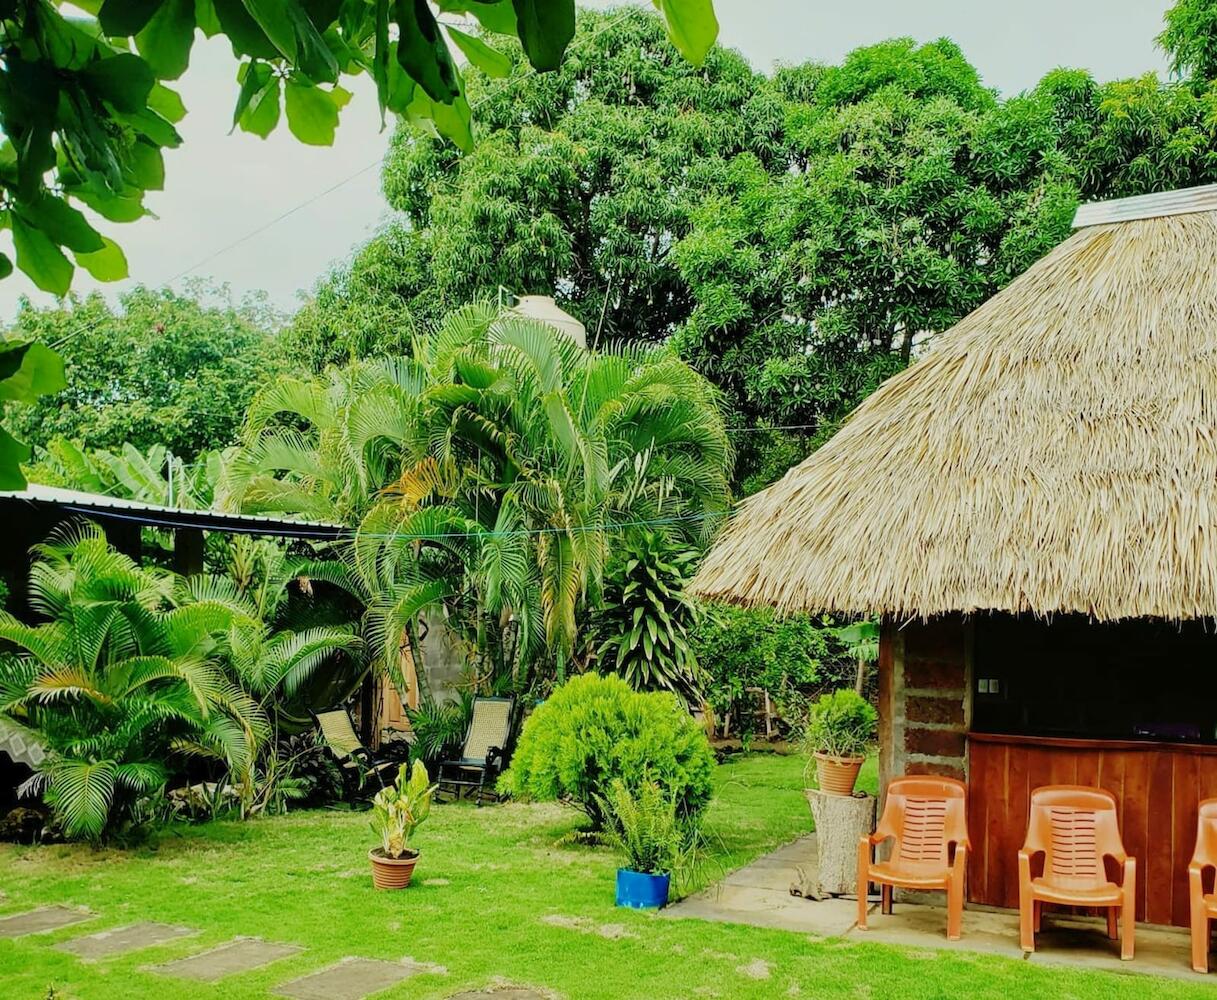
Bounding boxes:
[967,733,1217,927]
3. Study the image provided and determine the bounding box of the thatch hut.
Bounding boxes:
[692,183,1217,928]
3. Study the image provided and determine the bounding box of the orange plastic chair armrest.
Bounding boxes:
[1118,856,1135,889]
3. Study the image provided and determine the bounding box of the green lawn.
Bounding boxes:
[0,753,1208,999]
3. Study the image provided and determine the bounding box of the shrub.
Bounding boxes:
[502,673,715,827]
[690,603,853,735]
[804,689,878,760]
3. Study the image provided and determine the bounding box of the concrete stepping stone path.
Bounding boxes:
[151,937,303,982]
[0,905,94,938]
[272,957,431,1000]
[56,921,196,960]
[445,990,548,999]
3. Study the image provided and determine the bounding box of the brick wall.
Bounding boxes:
[878,615,970,788]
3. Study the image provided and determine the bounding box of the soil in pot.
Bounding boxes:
[369,847,419,890]
[814,752,864,796]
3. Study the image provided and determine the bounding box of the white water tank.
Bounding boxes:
[509,295,587,349]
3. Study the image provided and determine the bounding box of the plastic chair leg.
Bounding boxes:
[881,884,893,915]
[946,880,963,941]
[1192,913,1210,974]
[1120,899,1135,960]
[856,838,870,931]
[1106,907,1118,940]
[1033,901,1042,933]
[1019,893,1035,953]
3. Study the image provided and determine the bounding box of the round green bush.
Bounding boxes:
[502,673,715,827]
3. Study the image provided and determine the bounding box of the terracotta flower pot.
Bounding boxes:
[369,847,419,890]
[814,752,864,796]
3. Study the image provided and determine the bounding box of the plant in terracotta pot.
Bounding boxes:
[804,689,878,796]
[603,778,684,909]
[368,760,435,890]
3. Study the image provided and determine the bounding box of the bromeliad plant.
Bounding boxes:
[368,761,435,889]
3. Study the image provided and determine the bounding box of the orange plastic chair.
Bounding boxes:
[857,776,970,940]
[1189,798,1217,973]
[1018,785,1135,961]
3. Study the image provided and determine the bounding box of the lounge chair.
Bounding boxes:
[1190,798,1217,972]
[314,707,398,800]
[437,696,514,806]
[857,775,970,940]
[1018,785,1136,960]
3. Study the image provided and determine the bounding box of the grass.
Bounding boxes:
[0,752,1210,1000]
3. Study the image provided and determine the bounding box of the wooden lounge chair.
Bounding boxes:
[1018,785,1135,961]
[437,696,514,806]
[1190,798,1217,973]
[857,776,970,940]
[314,707,398,800]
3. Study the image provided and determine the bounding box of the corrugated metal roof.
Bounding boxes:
[1073,183,1217,228]
[0,484,347,540]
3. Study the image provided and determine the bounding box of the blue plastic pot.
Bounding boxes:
[615,867,671,909]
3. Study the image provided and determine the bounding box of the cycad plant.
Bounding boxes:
[0,524,261,840]
[222,303,732,690]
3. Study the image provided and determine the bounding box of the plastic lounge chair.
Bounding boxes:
[437,696,514,806]
[1018,785,1136,961]
[314,707,397,800]
[1190,798,1217,972]
[857,776,970,940]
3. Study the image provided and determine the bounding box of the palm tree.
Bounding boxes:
[223,303,732,687]
[0,524,261,840]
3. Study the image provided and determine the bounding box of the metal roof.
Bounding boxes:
[1073,182,1217,228]
[0,483,347,540]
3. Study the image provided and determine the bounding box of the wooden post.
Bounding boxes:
[804,790,876,897]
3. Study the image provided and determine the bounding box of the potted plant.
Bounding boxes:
[604,778,682,909]
[804,688,878,796]
[368,760,435,890]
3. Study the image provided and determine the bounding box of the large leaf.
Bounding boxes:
[98,0,165,35]
[652,0,718,66]
[212,0,278,58]
[510,0,573,72]
[0,341,66,403]
[284,79,349,145]
[395,0,461,103]
[75,237,130,281]
[11,216,73,295]
[13,194,104,254]
[80,52,156,112]
[135,0,196,79]
[46,758,117,840]
[240,73,282,137]
[242,0,338,82]
[446,25,512,79]
[0,426,31,490]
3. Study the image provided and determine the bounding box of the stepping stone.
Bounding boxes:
[0,905,94,938]
[57,921,196,961]
[152,937,303,982]
[446,991,547,999]
[272,958,425,1000]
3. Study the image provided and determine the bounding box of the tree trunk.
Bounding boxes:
[804,790,876,897]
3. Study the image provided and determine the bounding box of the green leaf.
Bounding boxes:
[239,74,282,137]
[80,53,155,113]
[284,79,343,145]
[405,83,472,151]
[652,0,718,66]
[136,0,196,79]
[124,141,165,190]
[75,237,129,281]
[0,426,31,490]
[242,0,298,59]
[14,194,105,254]
[99,0,165,35]
[70,188,146,223]
[241,0,338,81]
[233,60,272,126]
[446,25,512,78]
[437,0,516,35]
[510,0,573,72]
[114,106,183,147]
[395,0,461,103]
[147,83,187,122]
[11,216,73,295]
[0,253,11,280]
[212,0,278,58]
[195,0,222,34]
[0,341,66,402]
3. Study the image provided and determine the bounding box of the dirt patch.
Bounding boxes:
[539,914,637,940]
[736,958,772,980]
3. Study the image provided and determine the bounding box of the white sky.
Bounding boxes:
[0,0,1172,323]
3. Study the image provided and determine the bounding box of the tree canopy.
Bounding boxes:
[8,284,288,460]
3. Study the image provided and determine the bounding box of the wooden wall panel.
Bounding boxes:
[967,734,1217,927]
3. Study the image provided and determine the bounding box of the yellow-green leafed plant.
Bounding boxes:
[370,761,435,859]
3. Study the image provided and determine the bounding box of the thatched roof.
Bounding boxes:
[692,184,1217,621]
